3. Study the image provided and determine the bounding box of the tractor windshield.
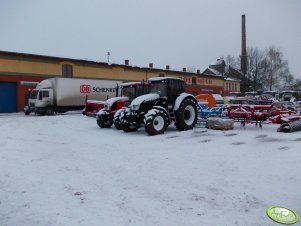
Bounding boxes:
[122,86,136,99]
[150,81,167,97]
[121,83,147,99]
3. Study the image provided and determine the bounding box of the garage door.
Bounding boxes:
[0,82,17,113]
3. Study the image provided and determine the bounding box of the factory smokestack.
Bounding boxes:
[241,14,247,76]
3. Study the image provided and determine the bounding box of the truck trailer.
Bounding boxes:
[24,78,121,115]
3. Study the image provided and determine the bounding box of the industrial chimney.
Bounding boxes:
[241,14,247,76]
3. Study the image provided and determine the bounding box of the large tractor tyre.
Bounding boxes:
[97,114,113,128]
[121,121,139,132]
[175,98,198,131]
[113,112,122,130]
[46,108,54,116]
[144,109,168,136]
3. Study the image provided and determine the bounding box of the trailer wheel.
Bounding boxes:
[46,108,54,116]
[24,109,30,115]
[144,109,167,136]
[175,98,197,131]
[97,114,113,128]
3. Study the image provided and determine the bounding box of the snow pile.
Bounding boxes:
[0,113,300,226]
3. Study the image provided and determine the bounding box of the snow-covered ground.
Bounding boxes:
[0,113,300,226]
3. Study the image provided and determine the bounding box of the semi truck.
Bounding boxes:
[24,78,121,115]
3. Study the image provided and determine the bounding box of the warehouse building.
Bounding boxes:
[0,51,240,113]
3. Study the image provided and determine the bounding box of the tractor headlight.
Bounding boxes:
[131,104,139,111]
[103,104,109,110]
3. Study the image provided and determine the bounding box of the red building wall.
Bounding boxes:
[0,74,47,112]
[185,85,224,96]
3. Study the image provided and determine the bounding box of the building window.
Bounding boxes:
[192,77,196,85]
[159,73,165,77]
[234,84,237,91]
[62,64,73,78]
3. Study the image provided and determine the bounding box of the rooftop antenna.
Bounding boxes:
[107,52,110,64]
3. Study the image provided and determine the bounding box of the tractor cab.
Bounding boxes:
[148,77,185,104]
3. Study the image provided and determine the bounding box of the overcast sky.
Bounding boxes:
[0,0,300,78]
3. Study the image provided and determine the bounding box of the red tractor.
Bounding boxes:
[96,81,148,128]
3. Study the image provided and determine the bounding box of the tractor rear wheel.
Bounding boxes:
[144,109,168,136]
[175,98,198,131]
[97,114,113,128]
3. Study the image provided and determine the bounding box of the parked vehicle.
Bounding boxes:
[24,78,121,115]
[83,99,106,117]
[261,91,278,99]
[244,91,259,98]
[118,77,198,136]
[96,81,149,128]
[279,90,301,102]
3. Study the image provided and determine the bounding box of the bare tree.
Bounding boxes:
[223,54,239,68]
[261,46,289,91]
[293,79,301,90]
[279,67,294,90]
[246,47,265,91]
[222,46,294,91]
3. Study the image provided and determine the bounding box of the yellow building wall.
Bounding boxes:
[224,81,241,92]
[0,57,167,81]
[179,76,224,87]
[75,65,159,81]
[0,57,229,89]
[0,58,61,76]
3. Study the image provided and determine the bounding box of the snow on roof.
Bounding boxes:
[86,100,106,104]
[281,90,296,93]
[212,94,224,101]
[263,91,277,93]
[209,68,222,76]
[120,82,144,87]
[148,77,183,82]
[225,77,241,81]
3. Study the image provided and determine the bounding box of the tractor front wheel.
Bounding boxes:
[113,110,123,130]
[97,114,113,128]
[121,121,139,132]
[144,109,168,136]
